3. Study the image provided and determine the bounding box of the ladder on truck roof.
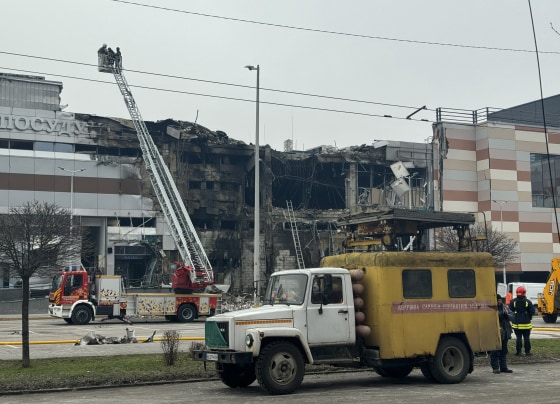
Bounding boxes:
[97,50,213,285]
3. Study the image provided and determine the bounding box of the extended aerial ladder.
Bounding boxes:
[285,200,305,269]
[97,48,213,287]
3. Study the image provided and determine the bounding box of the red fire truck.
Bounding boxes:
[48,265,220,325]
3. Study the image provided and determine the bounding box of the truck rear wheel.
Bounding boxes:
[256,341,305,395]
[542,313,558,323]
[71,305,92,325]
[217,363,256,388]
[177,304,196,322]
[428,336,470,384]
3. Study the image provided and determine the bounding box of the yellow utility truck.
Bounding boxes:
[193,251,501,395]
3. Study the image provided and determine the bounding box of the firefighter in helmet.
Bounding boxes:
[508,286,534,356]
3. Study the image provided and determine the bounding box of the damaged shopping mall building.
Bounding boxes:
[0,73,434,293]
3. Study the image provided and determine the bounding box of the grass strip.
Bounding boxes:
[1,339,559,393]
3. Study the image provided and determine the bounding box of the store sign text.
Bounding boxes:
[0,114,88,136]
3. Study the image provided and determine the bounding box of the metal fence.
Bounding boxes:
[435,107,501,125]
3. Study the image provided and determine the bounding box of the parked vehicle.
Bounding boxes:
[538,258,560,323]
[193,251,501,395]
[497,282,544,305]
[48,265,220,325]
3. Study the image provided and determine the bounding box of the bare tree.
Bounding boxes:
[0,201,81,368]
[435,223,519,268]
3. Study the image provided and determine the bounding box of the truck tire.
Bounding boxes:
[217,363,256,388]
[542,313,558,323]
[63,318,74,324]
[177,304,196,322]
[428,336,470,384]
[256,341,305,395]
[71,305,92,325]
[373,365,413,378]
[420,363,436,382]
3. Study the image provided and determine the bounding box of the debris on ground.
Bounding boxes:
[76,327,154,345]
[221,293,254,312]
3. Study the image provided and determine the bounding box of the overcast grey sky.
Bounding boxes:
[3,0,560,151]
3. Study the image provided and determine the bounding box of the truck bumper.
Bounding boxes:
[192,350,253,364]
[48,304,64,318]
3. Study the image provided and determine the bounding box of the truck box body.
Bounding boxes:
[321,252,499,358]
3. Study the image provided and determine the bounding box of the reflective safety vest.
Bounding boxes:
[511,299,533,330]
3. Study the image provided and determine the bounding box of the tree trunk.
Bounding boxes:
[21,276,30,368]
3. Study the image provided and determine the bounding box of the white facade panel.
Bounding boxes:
[519,232,553,243]
[33,191,56,205]
[441,169,478,181]
[445,149,476,161]
[443,201,478,212]
[476,159,489,170]
[97,194,122,210]
[8,190,35,207]
[517,181,531,192]
[489,169,516,180]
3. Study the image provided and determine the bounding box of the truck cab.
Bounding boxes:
[48,269,94,324]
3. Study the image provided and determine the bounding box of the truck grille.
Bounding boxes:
[205,321,229,347]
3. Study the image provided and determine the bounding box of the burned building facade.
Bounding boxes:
[131,119,434,292]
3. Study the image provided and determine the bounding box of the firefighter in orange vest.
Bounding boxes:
[509,286,534,356]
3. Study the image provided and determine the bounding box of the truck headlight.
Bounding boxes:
[245,334,254,347]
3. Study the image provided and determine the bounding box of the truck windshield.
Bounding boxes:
[50,274,63,292]
[264,274,307,305]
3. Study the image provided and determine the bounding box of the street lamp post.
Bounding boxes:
[492,200,507,284]
[245,64,260,305]
[59,167,86,268]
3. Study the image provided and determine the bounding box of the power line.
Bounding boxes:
[111,0,560,55]
[0,65,434,124]
[0,50,432,112]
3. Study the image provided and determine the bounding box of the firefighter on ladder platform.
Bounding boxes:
[97,43,122,71]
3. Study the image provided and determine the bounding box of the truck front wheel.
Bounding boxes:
[217,363,256,388]
[71,305,92,325]
[428,336,470,384]
[177,304,196,322]
[542,313,558,323]
[256,341,305,395]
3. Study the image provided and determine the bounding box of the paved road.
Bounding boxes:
[2,362,560,404]
[0,315,205,360]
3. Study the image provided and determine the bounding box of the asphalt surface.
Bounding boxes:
[2,362,560,403]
